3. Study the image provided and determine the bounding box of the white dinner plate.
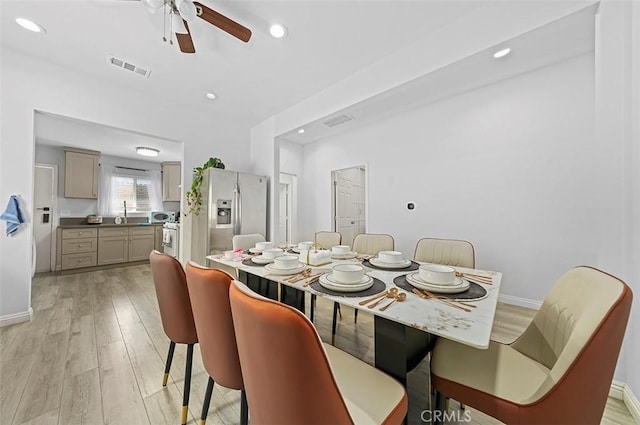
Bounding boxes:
[248,248,263,254]
[369,257,412,269]
[330,251,357,259]
[251,255,274,264]
[264,262,307,275]
[319,273,374,292]
[406,273,470,294]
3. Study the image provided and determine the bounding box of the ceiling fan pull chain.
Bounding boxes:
[162,3,167,42]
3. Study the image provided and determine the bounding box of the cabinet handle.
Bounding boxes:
[78,259,83,262]
[78,244,82,248]
[79,232,83,235]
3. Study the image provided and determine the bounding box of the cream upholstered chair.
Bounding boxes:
[315,231,342,249]
[431,266,632,424]
[232,233,265,250]
[185,263,248,425]
[352,233,394,257]
[229,280,408,424]
[149,251,198,425]
[413,238,475,268]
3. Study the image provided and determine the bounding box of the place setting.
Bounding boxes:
[309,263,386,297]
[394,264,488,305]
[362,251,420,271]
[330,244,357,260]
[243,243,283,266]
[262,254,308,275]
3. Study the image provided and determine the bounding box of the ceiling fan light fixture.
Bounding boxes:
[141,0,165,11]
[176,0,197,21]
[136,147,160,157]
[171,12,189,34]
[269,24,287,39]
[15,17,46,34]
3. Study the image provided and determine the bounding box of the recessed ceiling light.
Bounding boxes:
[136,147,160,157]
[493,48,511,59]
[269,24,287,39]
[16,17,46,34]
[297,128,305,134]
[204,92,217,100]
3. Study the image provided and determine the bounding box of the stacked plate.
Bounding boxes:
[369,251,412,269]
[319,264,373,293]
[264,255,306,275]
[331,245,356,259]
[406,264,470,294]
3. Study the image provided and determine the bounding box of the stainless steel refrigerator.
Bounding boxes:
[190,168,268,265]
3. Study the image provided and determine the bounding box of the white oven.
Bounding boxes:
[162,223,180,258]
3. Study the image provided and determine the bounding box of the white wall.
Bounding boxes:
[279,141,305,240]
[295,54,596,302]
[0,47,252,320]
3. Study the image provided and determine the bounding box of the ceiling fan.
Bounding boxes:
[141,0,252,53]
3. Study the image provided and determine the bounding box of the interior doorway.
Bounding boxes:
[33,163,57,273]
[278,173,297,244]
[332,166,366,247]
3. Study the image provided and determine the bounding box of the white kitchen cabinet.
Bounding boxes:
[162,162,181,202]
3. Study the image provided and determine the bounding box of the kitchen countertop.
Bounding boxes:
[59,223,165,229]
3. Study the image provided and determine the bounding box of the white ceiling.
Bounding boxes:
[1,0,486,161]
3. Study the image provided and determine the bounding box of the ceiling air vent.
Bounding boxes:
[107,54,151,78]
[323,114,354,128]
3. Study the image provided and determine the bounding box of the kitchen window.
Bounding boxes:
[111,175,152,213]
[97,164,163,216]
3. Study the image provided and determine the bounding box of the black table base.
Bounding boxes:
[237,270,433,385]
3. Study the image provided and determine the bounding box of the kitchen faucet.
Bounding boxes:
[123,200,128,224]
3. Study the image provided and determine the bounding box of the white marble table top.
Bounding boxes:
[207,254,501,349]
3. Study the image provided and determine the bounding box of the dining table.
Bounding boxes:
[207,250,502,391]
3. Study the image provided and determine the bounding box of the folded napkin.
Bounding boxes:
[0,195,24,236]
[299,249,332,266]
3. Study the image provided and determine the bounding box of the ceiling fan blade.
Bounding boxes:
[193,1,252,43]
[176,20,196,53]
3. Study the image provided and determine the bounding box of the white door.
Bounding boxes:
[33,164,56,272]
[332,167,366,247]
[278,173,296,244]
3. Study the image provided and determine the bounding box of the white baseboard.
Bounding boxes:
[0,307,33,327]
[609,381,640,422]
[498,294,542,310]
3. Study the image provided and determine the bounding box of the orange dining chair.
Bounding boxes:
[430,266,632,424]
[185,262,247,425]
[229,280,408,424]
[413,237,475,268]
[149,250,198,425]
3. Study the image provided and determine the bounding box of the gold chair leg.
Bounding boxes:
[181,406,188,425]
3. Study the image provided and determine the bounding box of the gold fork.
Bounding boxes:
[412,288,471,312]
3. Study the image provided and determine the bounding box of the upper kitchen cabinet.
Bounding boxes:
[64,149,100,199]
[162,161,181,202]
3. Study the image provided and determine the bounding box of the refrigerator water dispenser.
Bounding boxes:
[216,199,232,225]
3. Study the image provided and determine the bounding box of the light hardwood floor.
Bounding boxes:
[0,264,634,425]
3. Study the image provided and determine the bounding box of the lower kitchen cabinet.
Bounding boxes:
[98,226,155,265]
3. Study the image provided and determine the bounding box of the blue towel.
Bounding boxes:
[0,195,24,236]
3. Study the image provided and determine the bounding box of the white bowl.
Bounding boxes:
[273,255,299,269]
[255,241,273,251]
[262,248,283,260]
[419,264,456,285]
[223,250,238,260]
[298,241,314,250]
[378,250,403,263]
[332,245,351,255]
[332,264,365,284]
